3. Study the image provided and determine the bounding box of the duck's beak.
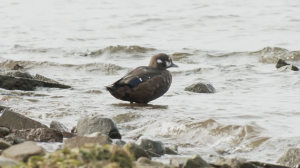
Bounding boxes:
[169,62,178,68]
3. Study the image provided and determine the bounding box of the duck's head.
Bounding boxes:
[148,53,178,70]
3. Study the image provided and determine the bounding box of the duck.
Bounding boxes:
[106,53,178,104]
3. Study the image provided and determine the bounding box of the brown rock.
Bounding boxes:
[0,139,11,150]
[0,127,10,138]
[64,135,112,149]
[50,121,68,132]
[123,142,151,160]
[0,108,48,130]
[2,141,44,162]
[15,128,63,142]
[277,148,300,167]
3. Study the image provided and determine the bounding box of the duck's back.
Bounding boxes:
[106,66,172,103]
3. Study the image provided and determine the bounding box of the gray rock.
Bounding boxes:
[276,59,299,71]
[0,74,71,91]
[0,127,10,138]
[183,155,212,168]
[123,141,151,160]
[4,133,25,145]
[136,157,174,168]
[0,156,19,167]
[138,138,165,156]
[2,141,44,162]
[0,139,11,150]
[50,121,68,132]
[77,116,121,139]
[277,148,300,167]
[185,82,216,93]
[64,135,112,149]
[0,108,48,130]
[15,128,63,142]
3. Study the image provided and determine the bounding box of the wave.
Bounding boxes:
[250,47,300,63]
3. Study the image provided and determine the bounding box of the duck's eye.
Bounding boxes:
[157,59,163,63]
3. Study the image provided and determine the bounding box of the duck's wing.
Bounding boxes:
[114,66,162,88]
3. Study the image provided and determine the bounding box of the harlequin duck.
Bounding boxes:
[106,53,178,104]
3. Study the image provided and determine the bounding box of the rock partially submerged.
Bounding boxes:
[277,148,300,167]
[123,142,151,160]
[276,59,299,71]
[185,82,216,93]
[0,108,48,130]
[14,128,63,142]
[77,116,121,139]
[2,141,44,162]
[137,138,165,156]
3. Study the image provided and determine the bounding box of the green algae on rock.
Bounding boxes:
[17,144,135,168]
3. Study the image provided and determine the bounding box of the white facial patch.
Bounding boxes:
[157,59,163,63]
[166,61,172,67]
[139,78,142,81]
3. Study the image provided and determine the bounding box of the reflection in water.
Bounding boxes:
[111,103,168,110]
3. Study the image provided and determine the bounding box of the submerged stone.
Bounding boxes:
[185,82,216,93]
[137,138,165,156]
[276,59,299,71]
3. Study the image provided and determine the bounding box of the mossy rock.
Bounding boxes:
[17,144,135,168]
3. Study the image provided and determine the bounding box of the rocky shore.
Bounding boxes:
[0,62,300,168]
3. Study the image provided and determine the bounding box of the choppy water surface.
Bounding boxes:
[1,0,300,164]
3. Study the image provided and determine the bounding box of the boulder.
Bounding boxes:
[185,83,216,93]
[277,148,300,167]
[0,75,71,91]
[2,141,44,162]
[77,116,121,139]
[0,139,11,150]
[136,157,174,168]
[50,121,68,132]
[4,133,25,145]
[183,155,212,168]
[0,108,48,130]
[14,128,63,142]
[276,59,299,71]
[0,156,19,167]
[64,135,112,149]
[137,138,165,156]
[123,142,151,160]
[0,127,10,138]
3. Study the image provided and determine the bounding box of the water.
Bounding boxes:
[1,0,300,164]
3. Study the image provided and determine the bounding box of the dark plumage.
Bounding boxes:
[106,53,178,104]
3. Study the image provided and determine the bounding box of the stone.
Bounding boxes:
[0,139,11,150]
[165,147,178,155]
[183,155,212,168]
[0,156,19,167]
[0,127,10,138]
[15,128,63,142]
[276,59,299,71]
[138,138,165,156]
[0,108,48,130]
[136,157,174,168]
[0,75,71,91]
[277,148,300,167]
[185,82,216,93]
[64,135,112,149]
[170,156,190,168]
[77,116,121,139]
[50,121,69,132]
[6,71,32,78]
[2,141,44,162]
[4,133,25,145]
[123,142,151,160]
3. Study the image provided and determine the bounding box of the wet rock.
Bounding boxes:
[183,155,212,168]
[136,157,174,168]
[138,138,165,156]
[0,139,11,150]
[0,74,71,91]
[50,120,68,132]
[15,128,63,142]
[185,82,216,93]
[2,141,44,162]
[276,59,299,71]
[64,135,112,149]
[165,147,178,155]
[62,131,76,138]
[0,156,19,167]
[277,148,300,167]
[112,139,126,146]
[0,127,10,138]
[215,157,256,168]
[4,133,25,145]
[0,108,48,130]
[6,71,32,78]
[77,116,121,139]
[123,141,151,160]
